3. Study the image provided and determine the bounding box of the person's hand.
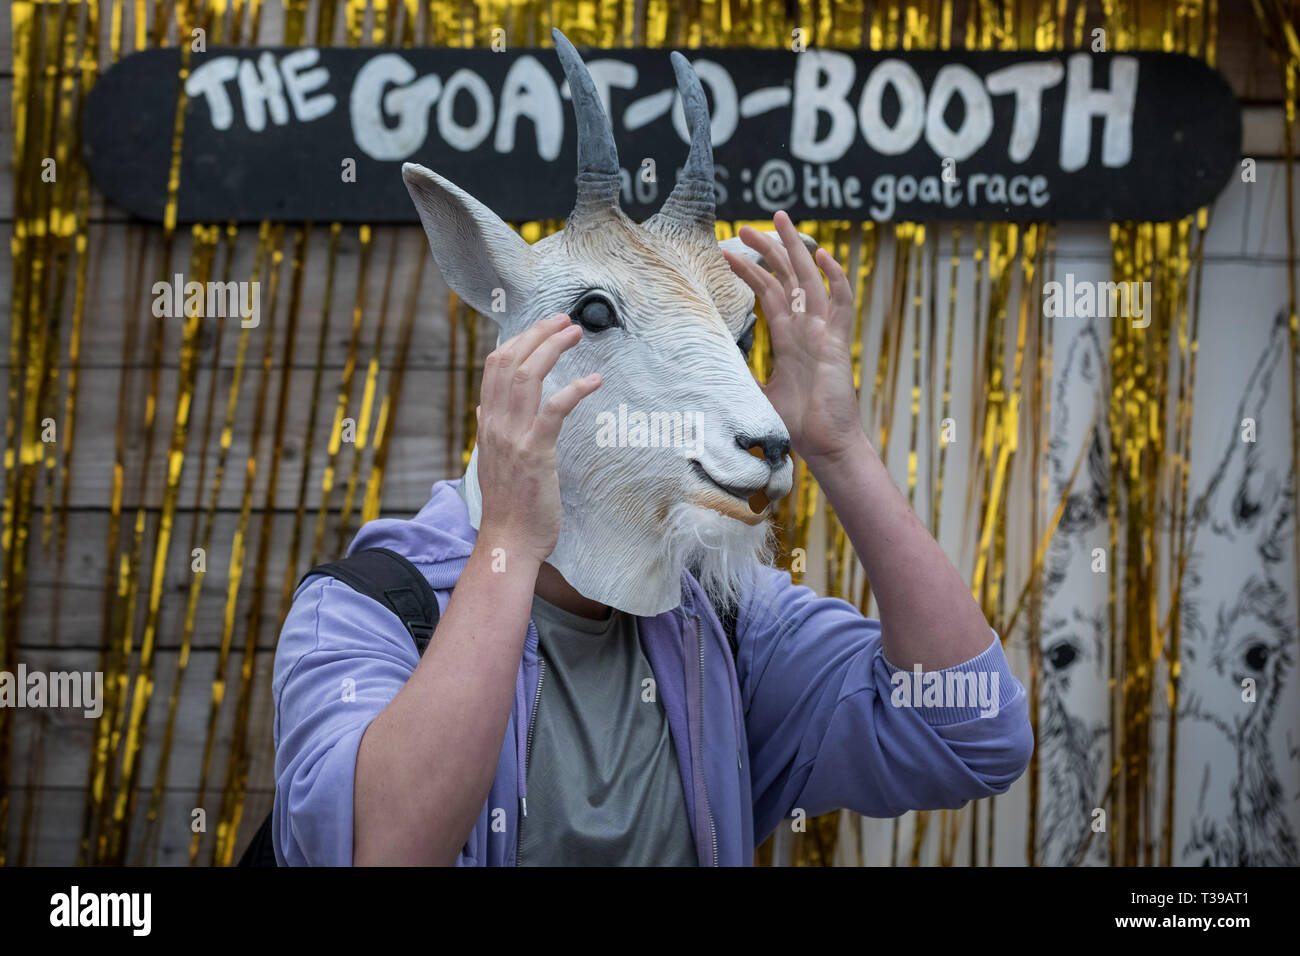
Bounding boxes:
[474,314,602,563]
[721,210,864,469]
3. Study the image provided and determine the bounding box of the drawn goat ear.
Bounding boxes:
[717,230,819,272]
[1049,322,1108,495]
[402,162,532,320]
[1200,313,1290,535]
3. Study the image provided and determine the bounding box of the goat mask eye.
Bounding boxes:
[573,294,619,333]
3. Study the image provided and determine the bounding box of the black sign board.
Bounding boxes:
[82,46,1241,223]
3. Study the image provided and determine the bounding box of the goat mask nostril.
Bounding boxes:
[737,432,790,465]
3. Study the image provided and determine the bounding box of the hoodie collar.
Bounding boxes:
[348,477,706,618]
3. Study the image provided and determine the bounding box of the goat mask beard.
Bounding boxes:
[457,442,778,617]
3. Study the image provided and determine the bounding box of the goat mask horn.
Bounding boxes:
[649,51,716,234]
[552,28,622,220]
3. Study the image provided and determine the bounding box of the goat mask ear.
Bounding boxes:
[717,230,820,271]
[402,162,532,319]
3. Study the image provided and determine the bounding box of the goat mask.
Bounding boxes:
[404,30,801,615]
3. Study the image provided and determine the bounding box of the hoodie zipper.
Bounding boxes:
[515,654,545,865]
[695,617,719,867]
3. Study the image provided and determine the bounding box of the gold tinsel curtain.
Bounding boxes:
[4,0,1297,867]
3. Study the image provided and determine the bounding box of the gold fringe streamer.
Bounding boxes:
[0,0,1265,871]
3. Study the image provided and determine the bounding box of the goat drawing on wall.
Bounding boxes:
[1035,313,1300,867]
[1036,318,1112,866]
[1176,312,1298,867]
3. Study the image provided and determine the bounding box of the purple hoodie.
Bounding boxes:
[271,479,1033,866]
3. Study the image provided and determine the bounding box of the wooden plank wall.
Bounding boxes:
[1,2,1289,865]
[1,0,507,866]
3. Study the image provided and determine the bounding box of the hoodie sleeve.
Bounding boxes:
[271,575,423,866]
[738,566,1033,842]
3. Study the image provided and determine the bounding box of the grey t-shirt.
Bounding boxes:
[516,593,698,866]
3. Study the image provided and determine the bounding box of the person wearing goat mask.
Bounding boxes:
[270,31,1033,867]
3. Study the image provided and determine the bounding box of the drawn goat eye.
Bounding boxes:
[1059,493,1096,534]
[737,316,756,358]
[1243,642,1270,672]
[1046,640,1078,671]
[573,294,619,333]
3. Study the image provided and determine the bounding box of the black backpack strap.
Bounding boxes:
[298,547,440,656]
[236,810,279,867]
[243,548,441,867]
